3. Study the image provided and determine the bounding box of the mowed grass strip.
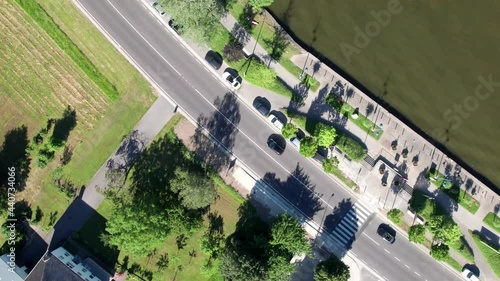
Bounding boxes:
[14,0,119,101]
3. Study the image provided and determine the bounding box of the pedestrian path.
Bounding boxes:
[331,201,373,248]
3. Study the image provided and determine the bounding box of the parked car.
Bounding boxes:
[168,19,182,35]
[377,224,395,244]
[267,114,284,131]
[252,99,270,116]
[152,2,165,15]
[204,51,222,70]
[461,268,479,281]
[267,135,285,155]
[222,71,241,90]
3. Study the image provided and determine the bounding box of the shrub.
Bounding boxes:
[36,148,55,168]
[326,93,344,111]
[387,209,403,224]
[281,123,298,139]
[335,134,367,161]
[322,157,339,174]
[223,41,244,62]
[408,225,426,244]
[430,243,450,261]
[299,136,318,157]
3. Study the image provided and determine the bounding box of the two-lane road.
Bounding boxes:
[76,0,462,280]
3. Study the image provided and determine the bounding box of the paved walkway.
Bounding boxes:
[220,11,500,280]
[45,96,175,249]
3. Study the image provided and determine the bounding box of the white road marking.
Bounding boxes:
[384,249,390,254]
[382,276,388,281]
[405,264,410,269]
[394,257,400,262]
[414,271,420,276]
[362,232,380,246]
[105,0,182,76]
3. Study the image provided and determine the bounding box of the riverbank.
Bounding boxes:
[267,0,500,190]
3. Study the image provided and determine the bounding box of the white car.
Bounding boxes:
[267,114,284,131]
[461,268,479,281]
[291,137,300,150]
[222,72,241,90]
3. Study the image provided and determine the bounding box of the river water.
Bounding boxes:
[269,0,500,188]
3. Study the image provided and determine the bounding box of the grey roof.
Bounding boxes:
[41,256,83,281]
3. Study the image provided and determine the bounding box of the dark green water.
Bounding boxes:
[269,0,500,188]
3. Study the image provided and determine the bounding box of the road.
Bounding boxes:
[75,0,462,280]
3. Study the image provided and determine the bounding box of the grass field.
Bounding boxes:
[76,121,244,281]
[0,0,155,233]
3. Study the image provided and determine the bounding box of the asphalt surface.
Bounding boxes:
[75,0,463,280]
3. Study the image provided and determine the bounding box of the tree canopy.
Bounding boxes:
[281,123,298,139]
[408,224,426,244]
[314,256,350,281]
[315,123,337,147]
[160,0,227,43]
[270,213,311,255]
[249,0,275,10]
[430,243,449,261]
[170,168,218,210]
[335,134,367,161]
[299,136,318,157]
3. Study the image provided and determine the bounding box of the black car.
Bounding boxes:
[168,19,182,35]
[377,225,395,244]
[252,99,270,116]
[204,51,223,70]
[267,135,285,155]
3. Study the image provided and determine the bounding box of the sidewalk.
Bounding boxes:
[219,10,500,279]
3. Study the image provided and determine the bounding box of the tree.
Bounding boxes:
[281,123,298,139]
[270,213,311,255]
[268,255,295,281]
[170,168,218,210]
[322,157,339,174]
[387,209,403,224]
[220,240,268,281]
[440,221,462,243]
[160,0,226,43]
[408,225,426,244]
[299,136,318,157]
[249,0,275,10]
[430,243,449,261]
[315,123,337,147]
[223,41,244,62]
[314,256,350,281]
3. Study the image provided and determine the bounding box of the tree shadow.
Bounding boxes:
[307,83,333,122]
[230,23,251,45]
[238,4,255,31]
[280,0,295,25]
[50,105,77,147]
[207,211,224,235]
[0,125,31,191]
[192,93,241,172]
[263,27,289,64]
[365,103,375,118]
[289,83,309,108]
[60,145,73,165]
[262,163,323,218]
[322,198,353,233]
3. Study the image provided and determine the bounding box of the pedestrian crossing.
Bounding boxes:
[331,201,373,247]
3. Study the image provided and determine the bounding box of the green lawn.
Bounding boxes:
[75,122,244,281]
[428,170,481,214]
[340,103,382,140]
[483,212,500,233]
[443,255,463,272]
[449,237,474,262]
[470,231,500,278]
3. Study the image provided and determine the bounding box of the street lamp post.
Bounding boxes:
[243,12,266,77]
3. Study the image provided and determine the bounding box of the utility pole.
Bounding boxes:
[244,12,266,77]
